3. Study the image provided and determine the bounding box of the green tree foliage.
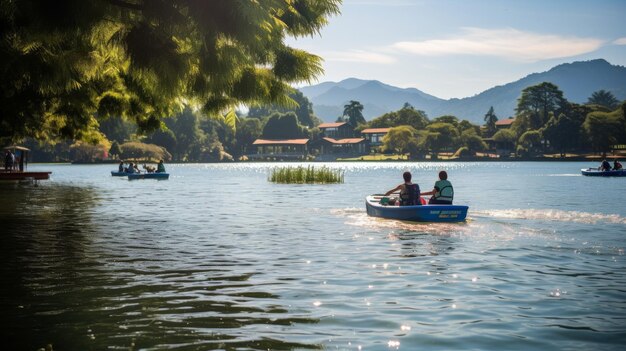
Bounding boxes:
[69,140,111,163]
[262,112,308,139]
[170,108,204,161]
[98,116,137,143]
[109,141,122,158]
[235,118,264,156]
[587,90,620,110]
[402,102,415,110]
[425,122,460,154]
[460,129,487,154]
[0,0,340,142]
[493,129,517,151]
[542,113,579,157]
[382,125,417,154]
[517,130,543,157]
[145,128,177,156]
[432,115,459,128]
[583,107,626,155]
[247,90,321,127]
[119,142,172,161]
[458,119,480,134]
[483,106,498,136]
[343,100,366,126]
[515,82,568,132]
[369,107,429,131]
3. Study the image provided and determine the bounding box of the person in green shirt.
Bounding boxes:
[156,160,166,173]
[421,170,453,204]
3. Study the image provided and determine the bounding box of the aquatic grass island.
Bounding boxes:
[269,165,344,184]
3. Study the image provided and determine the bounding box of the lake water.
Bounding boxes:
[1,162,625,350]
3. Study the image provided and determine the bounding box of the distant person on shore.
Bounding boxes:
[4,150,14,171]
[156,160,166,173]
[384,171,420,206]
[118,161,124,173]
[421,170,454,205]
[600,159,612,171]
[613,160,623,170]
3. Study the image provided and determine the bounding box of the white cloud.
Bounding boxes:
[613,37,626,45]
[392,28,604,62]
[322,50,396,64]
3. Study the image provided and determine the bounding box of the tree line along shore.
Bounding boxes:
[12,83,626,164]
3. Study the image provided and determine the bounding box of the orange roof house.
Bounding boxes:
[360,128,391,134]
[495,118,515,128]
[252,139,309,145]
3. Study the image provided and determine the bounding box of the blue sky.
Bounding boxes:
[287,0,626,99]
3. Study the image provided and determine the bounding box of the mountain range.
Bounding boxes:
[299,59,626,124]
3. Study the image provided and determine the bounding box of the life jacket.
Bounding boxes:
[433,179,454,203]
[400,183,420,206]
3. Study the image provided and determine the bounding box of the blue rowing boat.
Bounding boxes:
[365,195,468,222]
[127,172,169,180]
[581,168,626,177]
[111,171,128,176]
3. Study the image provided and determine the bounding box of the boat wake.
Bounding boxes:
[331,207,472,235]
[472,208,626,225]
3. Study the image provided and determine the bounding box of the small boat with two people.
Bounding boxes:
[366,170,468,223]
[581,159,625,176]
[365,195,468,222]
[581,168,626,177]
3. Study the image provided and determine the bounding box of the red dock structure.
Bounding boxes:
[2,145,52,182]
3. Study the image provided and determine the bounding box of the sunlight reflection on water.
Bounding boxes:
[2,161,626,350]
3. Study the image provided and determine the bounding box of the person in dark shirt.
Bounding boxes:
[384,171,420,206]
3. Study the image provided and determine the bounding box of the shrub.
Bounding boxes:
[120,142,172,162]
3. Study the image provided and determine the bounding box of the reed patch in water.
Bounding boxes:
[269,165,344,184]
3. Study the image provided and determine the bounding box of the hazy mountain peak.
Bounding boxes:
[301,59,626,124]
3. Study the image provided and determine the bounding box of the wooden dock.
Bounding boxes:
[0,171,52,181]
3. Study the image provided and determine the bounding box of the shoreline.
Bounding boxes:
[29,157,614,165]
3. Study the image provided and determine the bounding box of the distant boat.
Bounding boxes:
[365,195,468,222]
[111,171,128,177]
[128,173,169,180]
[581,168,626,177]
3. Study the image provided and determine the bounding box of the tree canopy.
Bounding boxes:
[382,125,417,154]
[247,90,321,127]
[483,106,498,136]
[343,100,366,126]
[583,108,626,154]
[262,112,308,139]
[515,82,567,131]
[0,0,341,143]
[587,90,620,110]
[369,107,429,131]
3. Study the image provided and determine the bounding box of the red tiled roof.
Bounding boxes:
[361,128,391,134]
[495,118,515,126]
[252,139,309,145]
[322,137,366,144]
[318,122,347,128]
